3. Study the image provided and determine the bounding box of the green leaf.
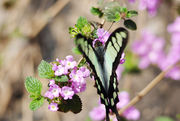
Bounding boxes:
[68,95,82,114]
[58,95,82,114]
[76,17,89,30]
[58,100,70,113]
[155,116,175,121]
[77,58,86,67]
[127,10,138,18]
[29,97,44,111]
[25,77,42,95]
[124,52,140,74]
[53,75,69,82]
[81,24,92,36]
[90,7,103,17]
[38,60,54,79]
[124,19,137,30]
[103,2,123,22]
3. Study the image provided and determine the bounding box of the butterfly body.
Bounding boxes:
[75,27,128,121]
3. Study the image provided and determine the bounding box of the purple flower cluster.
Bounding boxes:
[139,0,160,16]
[159,17,180,80]
[89,91,140,121]
[132,17,180,80]
[132,30,165,69]
[44,55,90,111]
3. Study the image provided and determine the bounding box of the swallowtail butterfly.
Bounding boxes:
[75,27,128,121]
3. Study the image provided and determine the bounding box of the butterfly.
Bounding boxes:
[75,27,128,121]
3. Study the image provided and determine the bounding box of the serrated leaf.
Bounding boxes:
[103,5,122,22]
[68,95,82,114]
[77,58,86,67]
[155,116,175,121]
[25,77,42,95]
[38,60,54,79]
[29,97,44,111]
[76,17,89,30]
[127,10,138,18]
[53,75,69,82]
[124,19,137,30]
[72,47,82,55]
[90,7,103,17]
[82,24,91,36]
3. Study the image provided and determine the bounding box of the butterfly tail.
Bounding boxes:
[105,106,110,121]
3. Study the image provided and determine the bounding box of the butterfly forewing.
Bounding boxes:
[104,28,128,107]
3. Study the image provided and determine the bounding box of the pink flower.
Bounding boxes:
[93,28,110,47]
[128,0,135,3]
[71,81,86,93]
[48,103,59,112]
[116,91,130,109]
[49,79,55,86]
[65,55,77,69]
[123,107,140,120]
[44,91,54,99]
[89,104,106,121]
[78,67,90,78]
[139,0,160,16]
[52,64,58,71]
[55,65,68,76]
[167,17,180,33]
[60,86,74,100]
[132,30,165,69]
[44,84,61,99]
[49,84,61,97]
[116,65,124,81]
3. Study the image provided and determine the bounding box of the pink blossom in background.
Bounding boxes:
[89,104,106,121]
[158,17,180,80]
[123,107,140,120]
[60,86,74,100]
[48,103,59,112]
[116,91,130,109]
[167,17,180,33]
[139,0,160,16]
[128,0,136,3]
[132,30,165,69]
[89,91,140,121]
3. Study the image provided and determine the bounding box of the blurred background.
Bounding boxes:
[0,0,180,121]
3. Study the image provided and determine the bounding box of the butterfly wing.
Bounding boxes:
[103,27,128,115]
[75,34,109,106]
